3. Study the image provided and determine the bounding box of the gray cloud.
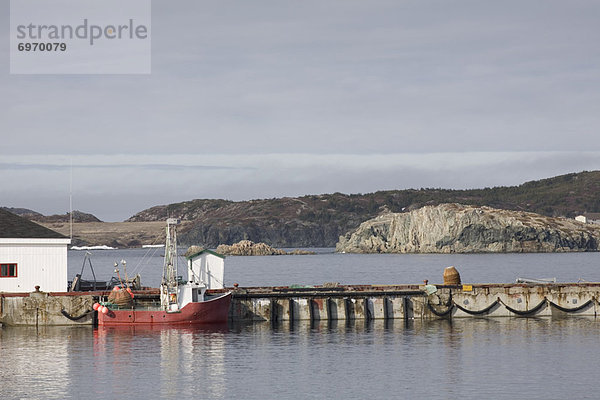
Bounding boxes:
[1,152,598,221]
[0,163,241,171]
[1,1,600,219]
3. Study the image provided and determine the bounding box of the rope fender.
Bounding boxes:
[428,295,597,318]
[426,291,454,317]
[60,309,94,321]
[498,297,547,316]
[426,301,454,317]
[453,299,500,315]
[547,298,594,313]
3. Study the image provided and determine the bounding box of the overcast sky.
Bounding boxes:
[1,1,600,221]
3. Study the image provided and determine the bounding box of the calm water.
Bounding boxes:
[65,247,600,287]
[2,250,600,399]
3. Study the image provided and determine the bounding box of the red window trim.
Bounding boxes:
[0,263,18,278]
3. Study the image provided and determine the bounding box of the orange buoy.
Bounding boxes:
[93,303,100,311]
[443,266,461,285]
[101,306,109,314]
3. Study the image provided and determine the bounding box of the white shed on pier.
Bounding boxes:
[0,209,71,293]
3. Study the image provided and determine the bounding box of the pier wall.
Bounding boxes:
[230,283,600,322]
[0,291,95,326]
[2,283,600,326]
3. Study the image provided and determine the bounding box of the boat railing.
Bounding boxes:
[105,301,162,311]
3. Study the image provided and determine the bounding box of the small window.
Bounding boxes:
[0,263,17,278]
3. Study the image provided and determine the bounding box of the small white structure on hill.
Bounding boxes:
[575,214,600,225]
[0,209,70,293]
[185,248,225,290]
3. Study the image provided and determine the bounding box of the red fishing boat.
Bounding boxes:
[96,218,232,326]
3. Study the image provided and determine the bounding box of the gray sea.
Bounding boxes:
[1,249,600,399]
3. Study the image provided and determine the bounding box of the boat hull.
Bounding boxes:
[97,292,232,326]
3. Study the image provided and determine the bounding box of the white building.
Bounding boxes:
[575,214,600,225]
[185,248,225,290]
[0,209,71,293]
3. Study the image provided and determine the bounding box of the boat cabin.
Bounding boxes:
[185,248,225,290]
[166,247,226,312]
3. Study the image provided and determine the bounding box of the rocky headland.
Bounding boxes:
[1,208,101,223]
[216,240,315,256]
[336,203,600,253]
[127,171,600,248]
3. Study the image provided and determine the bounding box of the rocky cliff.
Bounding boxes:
[336,203,600,253]
[129,196,368,247]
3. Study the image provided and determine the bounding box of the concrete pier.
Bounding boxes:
[2,282,600,326]
[229,283,600,322]
[0,291,95,326]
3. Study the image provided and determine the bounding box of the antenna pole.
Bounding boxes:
[69,159,73,240]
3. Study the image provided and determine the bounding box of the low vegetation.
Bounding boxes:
[128,171,600,247]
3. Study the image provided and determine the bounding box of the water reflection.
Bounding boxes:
[0,326,89,400]
[231,315,600,339]
[94,324,229,399]
[2,317,600,400]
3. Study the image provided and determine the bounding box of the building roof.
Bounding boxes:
[0,208,67,239]
[184,246,225,260]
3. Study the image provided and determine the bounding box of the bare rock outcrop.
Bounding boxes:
[336,203,600,253]
[216,240,314,256]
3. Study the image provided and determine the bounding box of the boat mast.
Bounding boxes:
[161,218,180,311]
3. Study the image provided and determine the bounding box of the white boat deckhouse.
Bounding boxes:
[185,247,226,290]
[0,209,71,293]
